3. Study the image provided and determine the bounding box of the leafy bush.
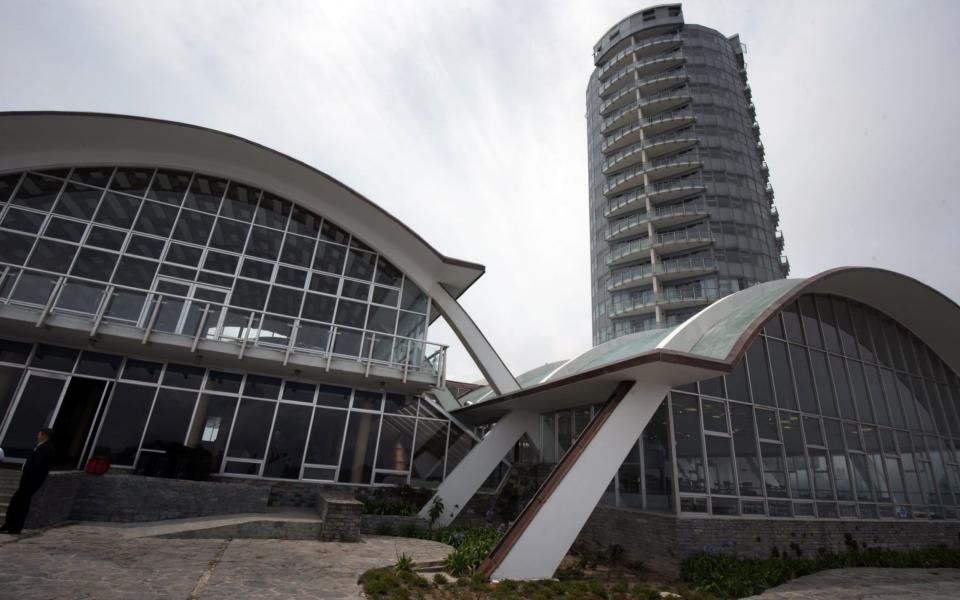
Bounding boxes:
[362,498,417,516]
[681,546,960,599]
[432,573,448,586]
[394,552,415,573]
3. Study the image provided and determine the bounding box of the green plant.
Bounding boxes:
[428,496,445,528]
[611,580,629,593]
[394,552,415,573]
[632,583,660,599]
[432,572,448,586]
[375,522,395,536]
[681,546,960,599]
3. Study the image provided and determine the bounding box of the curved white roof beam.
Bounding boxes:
[0,111,519,394]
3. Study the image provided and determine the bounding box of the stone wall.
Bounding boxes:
[575,505,960,576]
[23,470,83,529]
[317,493,362,542]
[71,473,269,522]
[361,514,428,535]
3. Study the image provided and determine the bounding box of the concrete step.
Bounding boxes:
[414,560,448,573]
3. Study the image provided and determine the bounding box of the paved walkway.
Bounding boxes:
[0,523,452,599]
[746,567,960,599]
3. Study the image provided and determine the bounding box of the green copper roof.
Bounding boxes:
[543,327,676,382]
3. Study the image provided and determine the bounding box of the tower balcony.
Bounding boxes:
[602,163,645,196]
[641,151,702,183]
[639,107,695,137]
[0,263,447,390]
[780,255,791,276]
[607,229,713,267]
[597,33,683,81]
[598,51,685,98]
[603,175,705,218]
[609,286,719,320]
[601,141,645,175]
[770,205,780,225]
[637,87,692,118]
[608,257,717,293]
[765,184,775,201]
[602,121,643,153]
[634,69,689,96]
[641,130,698,159]
[600,100,640,134]
[605,199,709,242]
[599,84,640,117]
[775,229,785,250]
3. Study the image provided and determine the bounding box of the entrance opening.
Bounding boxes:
[51,377,108,469]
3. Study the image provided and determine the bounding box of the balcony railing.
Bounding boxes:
[605,174,705,217]
[598,33,682,80]
[608,257,717,291]
[641,128,698,151]
[606,199,708,239]
[600,100,640,133]
[602,120,643,153]
[607,228,713,265]
[610,286,719,318]
[644,148,700,171]
[640,106,694,129]
[603,162,645,195]
[601,140,644,173]
[599,83,639,116]
[0,263,447,386]
[599,50,685,98]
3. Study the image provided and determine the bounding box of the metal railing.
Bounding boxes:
[601,140,644,173]
[634,67,688,93]
[600,100,640,133]
[602,162,645,195]
[641,128,698,151]
[602,120,643,152]
[604,174,704,216]
[640,106,694,128]
[610,285,719,318]
[0,263,447,386]
[599,51,685,97]
[644,148,700,171]
[609,257,717,291]
[598,33,682,79]
[606,199,707,239]
[607,228,713,265]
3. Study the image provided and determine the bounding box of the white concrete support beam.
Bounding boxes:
[428,285,519,396]
[489,381,669,581]
[419,409,539,527]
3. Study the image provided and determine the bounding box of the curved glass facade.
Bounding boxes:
[0,337,475,485]
[542,294,960,520]
[587,5,787,345]
[0,167,436,371]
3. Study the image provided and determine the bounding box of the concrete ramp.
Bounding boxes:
[112,509,325,541]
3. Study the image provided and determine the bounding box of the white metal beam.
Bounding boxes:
[419,409,538,527]
[490,381,669,581]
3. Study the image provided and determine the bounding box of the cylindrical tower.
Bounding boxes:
[587,3,787,345]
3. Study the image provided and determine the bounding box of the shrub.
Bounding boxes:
[394,552,415,573]
[432,573,448,586]
[680,546,960,599]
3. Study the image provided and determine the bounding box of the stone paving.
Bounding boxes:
[0,523,452,599]
[746,567,960,599]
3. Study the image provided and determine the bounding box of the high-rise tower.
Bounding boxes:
[587,4,787,345]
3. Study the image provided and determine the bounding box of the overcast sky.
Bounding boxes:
[2,1,959,382]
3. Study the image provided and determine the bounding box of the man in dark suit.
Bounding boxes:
[0,428,55,534]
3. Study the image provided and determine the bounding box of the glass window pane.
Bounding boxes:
[798,296,823,348]
[68,167,110,187]
[127,235,165,259]
[781,411,810,499]
[810,350,838,417]
[209,218,250,252]
[87,225,126,250]
[282,381,316,403]
[70,248,118,282]
[338,411,381,483]
[53,182,101,220]
[75,351,123,378]
[730,402,762,496]
[226,398,276,460]
[767,339,797,410]
[817,296,842,355]
[701,398,727,433]
[94,382,155,465]
[756,407,779,440]
[288,205,320,237]
[12,173,63,212]
[231,279,269,310]
[672,393,706,493]
[781,302,804,344]
[0,172,20,203]
[865,364,892,426]
[133,200,178,237]
[245,226,281,261]
[760,442,788,497]
[366,305,397,334]
[141,388,198,450]
[172,209,214,244]
[263,403,311,479]
[28,239,77,273]
[280,234,316,268]
[162,364,205,389]
[205,370,243,394]
[747,340,774,406]
[344,248,376,280]
[335,299,367,328]
[276,266,307,288]
[411,419,448,488]
[377,415,415,471]
[147,170,191,205]
[705,435,736,495]
[830,355,857,420]
[185,175,226,213]
[94,192,140,228]
[185,393,237,474]
[304,407,348,465]
[122,359,162,383]
[316,385,351,408]
[244,375,282,399]
[111,257,158,288]
[220,183,259,222]
[313,241,347,274]
[0,231,35,265]
[55,281,105,314]
[2,207,45,233]
[254,193,290,230]
[353,390,382,411]
[109,168,152,196]
[848,360,874,423]
[43,216,85,242]
[400,280,428,313]
[203,251,238,274]
[374,258,403,287]
[30,344,78,372]
[320,220,349,244]
[267,287,303,316]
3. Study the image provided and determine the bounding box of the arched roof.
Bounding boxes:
[456,267,960,422]
[0,111,484,299]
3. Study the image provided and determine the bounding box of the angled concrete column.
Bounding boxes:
[489,381,669,581]
[419,409,539,527]
[428,285,519,396]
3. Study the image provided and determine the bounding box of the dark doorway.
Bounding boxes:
[51,377,107,469]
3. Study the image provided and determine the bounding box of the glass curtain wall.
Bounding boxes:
[0,168,431,365]
[0,338,472,487]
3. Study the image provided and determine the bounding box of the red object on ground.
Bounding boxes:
[85,456,110,475]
